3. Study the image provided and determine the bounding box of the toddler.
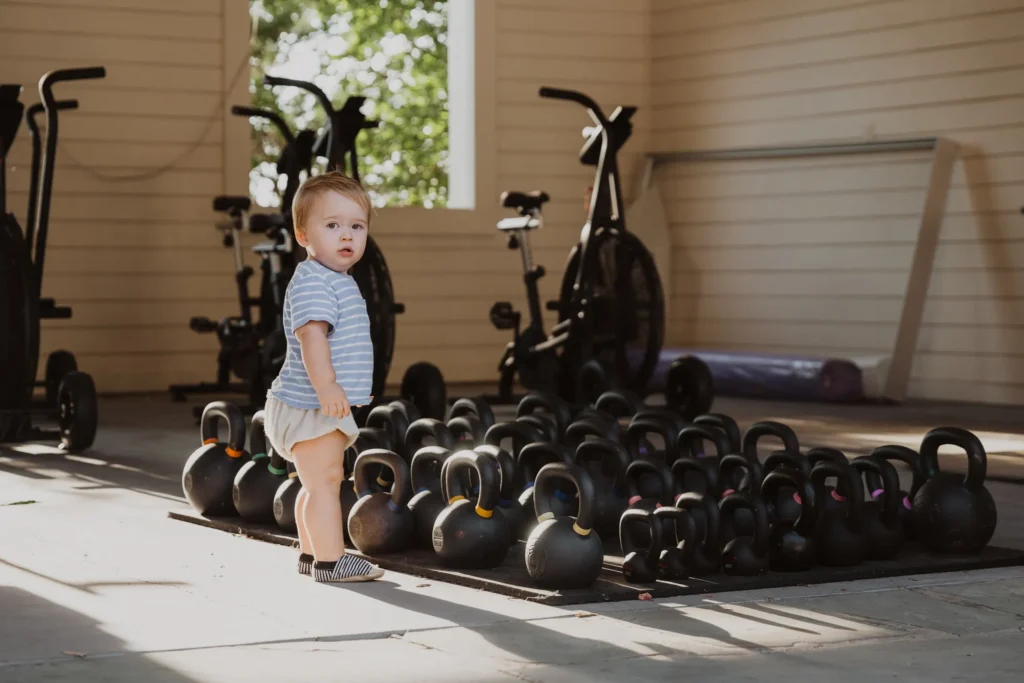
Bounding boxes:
[264,171,383,583]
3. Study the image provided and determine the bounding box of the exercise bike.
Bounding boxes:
[1,67,105,452]
[169,105,315,418]
[490,86,669,405]
[262,75,448,421]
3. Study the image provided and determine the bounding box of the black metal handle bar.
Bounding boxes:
[539,86,608,128]
[264,75,335,118]
[230,105,295,144]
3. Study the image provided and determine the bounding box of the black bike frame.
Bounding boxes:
[538,87,627,311]
[263,75,378,180]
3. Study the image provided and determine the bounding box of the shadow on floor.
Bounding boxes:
[0,585,201,683]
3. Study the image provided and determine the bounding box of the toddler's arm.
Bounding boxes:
[296,322,350,418]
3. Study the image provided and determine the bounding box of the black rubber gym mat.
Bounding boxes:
[168,509,1024,606]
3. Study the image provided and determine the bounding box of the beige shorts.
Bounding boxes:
[264,395,359,463]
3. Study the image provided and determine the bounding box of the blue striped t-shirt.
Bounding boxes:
[269,258,374,410]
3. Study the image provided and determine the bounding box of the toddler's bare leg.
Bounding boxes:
[295,487,313,555]
[291,430,346,561]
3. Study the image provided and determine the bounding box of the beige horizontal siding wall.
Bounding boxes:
[651,0,1024,405]
[0,0,246,393]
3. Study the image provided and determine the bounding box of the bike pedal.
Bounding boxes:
[489,302,520,331]
[545,300,561,312]
[189,316,218,333]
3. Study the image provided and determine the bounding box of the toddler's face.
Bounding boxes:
[296,190,368,273]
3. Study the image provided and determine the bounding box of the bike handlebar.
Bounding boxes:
[27,100,78,119]
[539,86,607,126]
[39,67,105,104]
[230,105,295,144]
[264,74,335,118]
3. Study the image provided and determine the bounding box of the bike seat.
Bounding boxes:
[501,190,549,212]
[249,213,287,234]
[212,195,251,214]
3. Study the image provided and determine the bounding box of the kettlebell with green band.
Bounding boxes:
[232,409,288,523]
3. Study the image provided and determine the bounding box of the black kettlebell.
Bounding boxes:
[448,396,495,431]
[594,388,644,420]
[473,443,525,543]
[912,427,997,554]
[738,420,800,491]
[272,462,302,532]
[407,445,453,550]
[572,406,622,440]
[564,415,619,449]
[866,444,924,541]
[517,442,576,540]
[762,449,811,525]
[806,447,851,514]
[432,449,510,568]
[232,410,288,523]
[850,455,903,560]
[674,492,721,576]
[676,424,729,497]
[671,454,722,502]
[347,449,414,554]
[718,453,764,540]
[624,457,675,546]
[574,438,630,540]
[625,415,678,498]
[517,392,573,442]
[525,462,604,589]
[620,508,664,584]
[448,414,487,449]
[665,354,714,420]
[653,506,699,580]
[182,401,251,516]
[693,413,742,455]
[719,492,770,576]
[810,460,868,567]
[761,468,817,572]
[340,426,394,540]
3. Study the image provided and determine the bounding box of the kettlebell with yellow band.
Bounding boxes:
[525,462,603,589]
[182,401,250,516]
[432,449,510,568]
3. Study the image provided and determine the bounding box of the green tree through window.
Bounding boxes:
[249,0,448,208]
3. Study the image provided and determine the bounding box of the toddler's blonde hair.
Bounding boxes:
[292,171,372,237]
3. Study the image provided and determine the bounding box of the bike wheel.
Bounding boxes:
[349,235,397,400]
[557,230,665,395]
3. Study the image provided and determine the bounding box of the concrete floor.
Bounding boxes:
[1,393,1023,682]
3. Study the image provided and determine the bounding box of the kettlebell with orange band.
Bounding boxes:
[182,401,250,516]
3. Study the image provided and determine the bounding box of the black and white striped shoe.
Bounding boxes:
[313,554,384,583]
[298,553,313,576]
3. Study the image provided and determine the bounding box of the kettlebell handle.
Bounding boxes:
[919,426,988,491]
[719,492,770,557]
[595,389,643,418]
[718,453,764,496]
[516,392,572,437]
[443,449,500,518]
[448,397,495,430]
[448,414,486,445]
[675,491,722,552]
[410,445,452,494]
[353,449,412,507]
[624,457,675,505]
[693,413,742,454]
[677,424,731,460]
[534,462,597,535]
[619,507,664,557]
[473,444,518,501]
[868,444,924,497]
[760,467,817,533]
[199,401,247,456]
[405,418,455,454]
[484,420,541,458]
[809,460,865,529]
[625,415,679,458]
[851,456,901,525]
[517,442,572,485]
[248,409,269,457]
[763,449,809,476]
[742,421,800,461]
[575,438,631,485]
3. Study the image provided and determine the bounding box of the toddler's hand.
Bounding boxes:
[316,383,351,418]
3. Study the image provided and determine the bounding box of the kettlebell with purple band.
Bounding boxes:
[348,449,414,555]
[851,455,903,560]
[762,449,810,525]
[865,444,923,541]
[620,508,664,584]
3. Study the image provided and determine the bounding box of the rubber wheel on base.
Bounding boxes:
[57,371,98,452]
[665,355,714,420]
[400,362,447,421]
[45,350,77,408]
